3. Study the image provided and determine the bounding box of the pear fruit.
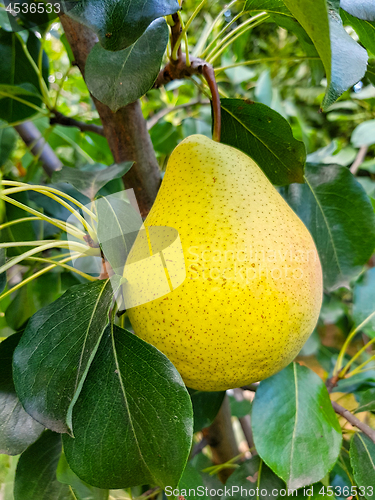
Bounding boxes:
[126,135,323,391]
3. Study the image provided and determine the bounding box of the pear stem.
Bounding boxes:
[202,64,221,142]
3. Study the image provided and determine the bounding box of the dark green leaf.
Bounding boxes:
[244,0,292,16]
[282,164,375,291]
[14,430,74,500]
[252,363,342,489]
[224,456,285,499]
[85,19,169,112]
[52,162,133,200]
[96,191,143,275]
[0,248,5,293]
[63,324,193,489]
[57,452,109,500]
[67,0,178,51]
[354,388,375,413]
[353,268,375,337]
[220,98,306,185]
[350,434,375,499]
[13,278,121,434]
[189,389,225,433]
[0,332,44,455]
[341,0,375,21]
[351,120,375,147]
[341,10,375,55]
[0,30,49,122]
[0,123,17,165]
[178,462,208,500]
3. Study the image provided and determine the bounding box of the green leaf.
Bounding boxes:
[350,434,375,499]
[0,248,6,293]
[0,122,17,165]
[0,332,44,455]
[85,19,169,112]
[351,120,375,147]
[14,430,74,500]
[282,0,368,109]
[220,98,306,186]
[323,9,368,109]
[178,462,208,500]
[0,83,42,99]
[224,456,285,499]
[244,0,292,16]
[57,452,109,500]
[353,268,375,337]
[282,0,331,83]
[67,0,179,51]
[341,10,375,55]
[189,389,225,433]
[282,163,375,291]
[341,0,375,21]
[63,324,193,489]
[354,388,375,413]
[0,30,49,122]
[13,278,121,434]
[252,363,342,489]
[96,191,143,276]
[52,162,133,200]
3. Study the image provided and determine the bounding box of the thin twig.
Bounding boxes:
[50,110,105,136]
[241,383,259,392]
[350,145,368,175]
[332,401,375,444]
[190,437,208,459]
[14,122,62,177]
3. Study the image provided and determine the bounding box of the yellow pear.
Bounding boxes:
[125,135,323,391]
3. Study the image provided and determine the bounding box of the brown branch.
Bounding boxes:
[14,122,62,177]
[50,110,105,136]
[350,145,368,175]
[233,389,255,452]
[332,401,375,444]
[190,436,208,459]
[202,395,239,483]
[325,375,340,394]
[154,13,221,141]
[59,14,161,216]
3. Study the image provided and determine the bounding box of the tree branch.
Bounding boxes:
[202,395,239,483]
[50,110,105,136]
[332,401,375,444]
[233,388,255,452]
[14,121,62,177]
[350,145,368,175]
[59,14,161,216]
